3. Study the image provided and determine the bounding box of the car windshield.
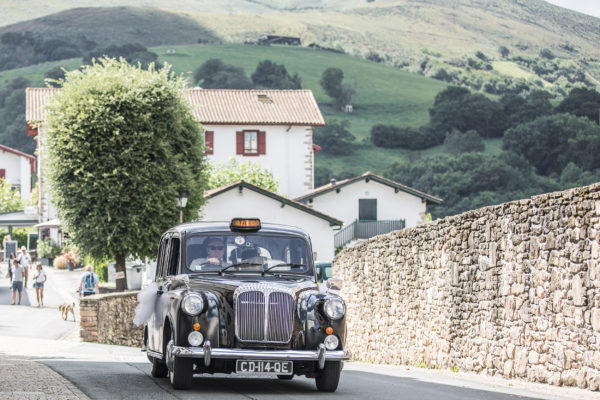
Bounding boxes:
[185,233,312,275]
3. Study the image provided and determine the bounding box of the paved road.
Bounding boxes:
[0,266,597,400]
[0,262,82,339]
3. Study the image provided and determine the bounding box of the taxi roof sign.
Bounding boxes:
[230,218,261,231]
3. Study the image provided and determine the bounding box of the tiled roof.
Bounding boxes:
[295,172,443,204]
[26,88,325,126]
[205,181,342,227]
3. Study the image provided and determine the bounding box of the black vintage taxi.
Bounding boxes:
[144,218,350,392]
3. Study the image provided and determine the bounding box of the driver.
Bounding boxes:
[189,237,228,270]
[204,238,226,266]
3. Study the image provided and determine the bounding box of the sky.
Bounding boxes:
[544,0,600,18]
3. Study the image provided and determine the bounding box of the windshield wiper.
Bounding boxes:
[262,263,306,276]
[219,263,263,275]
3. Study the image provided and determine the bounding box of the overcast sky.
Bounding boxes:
[544,0,600,18]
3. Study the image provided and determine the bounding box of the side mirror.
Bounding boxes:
[325,277,343,291]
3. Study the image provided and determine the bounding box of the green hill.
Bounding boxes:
[0,7,219,47]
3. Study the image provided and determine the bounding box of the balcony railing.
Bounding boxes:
[334,219,406,248]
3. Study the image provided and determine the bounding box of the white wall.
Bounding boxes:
[310,180,427,228]
[204,124,313,199]
[201,187,335,261]
[0,149,32,203]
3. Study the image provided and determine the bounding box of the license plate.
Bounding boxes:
[236,360,293,375]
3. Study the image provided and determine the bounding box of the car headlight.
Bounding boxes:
[324,335,339,350]
[188,331,204,346]
[323,297,345,320]
[181,293,204,315]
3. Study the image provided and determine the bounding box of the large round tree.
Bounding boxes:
[46,58,209,290]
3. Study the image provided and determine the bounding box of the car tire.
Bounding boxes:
[315,361,342,392]
[167,338,193,390]
[150,356,168,378]
[277,374,294,380]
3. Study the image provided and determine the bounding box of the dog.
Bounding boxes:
[59,302,76,321]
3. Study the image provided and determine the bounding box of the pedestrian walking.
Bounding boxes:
[78,265,99,297]
[32,263,47,307]
[11,259,24,305]
[7,252,15,282]
[17,247,31,288]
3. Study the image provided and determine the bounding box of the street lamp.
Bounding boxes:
[176,191,188,224]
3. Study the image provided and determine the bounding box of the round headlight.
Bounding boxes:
[182,293,204,315]
[323,297,345,320]
[188,331,204,346]
[324,335,339,350]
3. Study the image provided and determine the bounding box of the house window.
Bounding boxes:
[359,199,377,221]
[205,131,214,155]
[236,130,266,156]
[245,131,258,154]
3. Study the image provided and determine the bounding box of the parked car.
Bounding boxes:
[144,218,350,391]
[315,261,332,283]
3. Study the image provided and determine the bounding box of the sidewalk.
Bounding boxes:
[0,353,90,400]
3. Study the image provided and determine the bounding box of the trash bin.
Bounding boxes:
[125,263,145,290]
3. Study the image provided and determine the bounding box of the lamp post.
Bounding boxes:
[176,191,188,224]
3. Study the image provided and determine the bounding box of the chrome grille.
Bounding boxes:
[235,285,295,343]
[236,291,265,341]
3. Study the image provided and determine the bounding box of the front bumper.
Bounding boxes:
[172,341,351,369]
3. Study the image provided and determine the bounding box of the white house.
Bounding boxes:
[202,181,342,261]
[295,172,442,247]
[25,87,325,231]
[0,144,35,204]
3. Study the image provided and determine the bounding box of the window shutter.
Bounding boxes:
[258,131,266,154]
[205,131,214,155]
[236,131,243,154]
[0,169,5,179]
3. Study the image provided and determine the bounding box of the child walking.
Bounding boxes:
[32,263,47,307]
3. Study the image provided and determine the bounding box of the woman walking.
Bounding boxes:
[32,263,47,307]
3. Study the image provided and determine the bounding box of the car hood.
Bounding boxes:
[186,274,318,298]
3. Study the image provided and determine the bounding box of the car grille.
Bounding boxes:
[235,285,294,343]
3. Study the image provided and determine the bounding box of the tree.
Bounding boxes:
[443,129,485,154]
[193,59,252,89]
[320,67,355,111]
[557,87,600,124]
[313,120,356,155]
[45,58,209,291]
[503,113,600,175]
[320,68,344,99]
[83,43,158,69]
[498,46,510,58]
[251,60,301,89]
[0,178,23,212]
[207,157,279,192]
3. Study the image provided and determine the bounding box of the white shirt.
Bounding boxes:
[19,252,31,267]
[35,269,46,283]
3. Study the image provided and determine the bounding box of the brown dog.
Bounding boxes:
[59,302,76,321]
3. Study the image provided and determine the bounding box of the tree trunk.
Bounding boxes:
[115,253,127,291]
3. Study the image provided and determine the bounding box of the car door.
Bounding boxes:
[148,234,170,354]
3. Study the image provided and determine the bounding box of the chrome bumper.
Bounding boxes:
[171,341,351,369]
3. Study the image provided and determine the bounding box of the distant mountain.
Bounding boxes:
[0,7,219,48]
[0,0,597,95]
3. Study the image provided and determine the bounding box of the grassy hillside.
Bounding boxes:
[1,1,598,95]
[0,7,219,47]
[0,42,449,175]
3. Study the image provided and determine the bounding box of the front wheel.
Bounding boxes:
[315,361,342,392]
[150,356,168,378]
[166,338,193,390]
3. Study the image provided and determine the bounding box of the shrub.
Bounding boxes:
[37,238,61,259]
[53,255,68,269]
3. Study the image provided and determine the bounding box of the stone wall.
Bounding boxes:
[80,291,142,347]
[335,183,600,390]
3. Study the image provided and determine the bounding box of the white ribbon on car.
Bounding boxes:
[133,282,164,327]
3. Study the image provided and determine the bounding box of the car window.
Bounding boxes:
[156,235,169,279]
[166,236,180,276]
[185,233,312,275]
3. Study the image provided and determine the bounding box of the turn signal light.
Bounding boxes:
[325,326,333,335]
[193,323,201,331]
